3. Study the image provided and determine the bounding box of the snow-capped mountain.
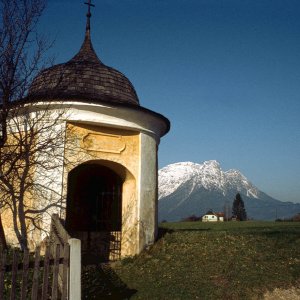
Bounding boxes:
[158,160,300,221]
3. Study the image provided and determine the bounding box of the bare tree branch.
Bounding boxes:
[0,102,73,250]
[0,0,53,146]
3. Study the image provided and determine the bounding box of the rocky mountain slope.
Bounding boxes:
[158,160,300,221]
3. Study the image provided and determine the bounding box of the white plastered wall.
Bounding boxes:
[1,101,168,255]
[138,132,158,252]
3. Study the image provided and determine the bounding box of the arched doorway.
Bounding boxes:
[66,163,123,262]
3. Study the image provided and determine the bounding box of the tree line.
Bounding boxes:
[180,192,248,222]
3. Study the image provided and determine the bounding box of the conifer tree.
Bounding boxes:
[232,193,247,221]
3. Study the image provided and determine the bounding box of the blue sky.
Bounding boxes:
[39,0,300,203]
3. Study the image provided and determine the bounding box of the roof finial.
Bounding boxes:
[84,0,95,33]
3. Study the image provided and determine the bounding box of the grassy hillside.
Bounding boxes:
[83,221,300,299]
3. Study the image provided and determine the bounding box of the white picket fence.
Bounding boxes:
[50,214,81,300]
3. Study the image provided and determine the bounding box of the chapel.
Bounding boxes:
[2,2,169,261]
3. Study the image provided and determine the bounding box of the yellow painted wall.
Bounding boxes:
[63,122,141,257]
[1,121,146,257]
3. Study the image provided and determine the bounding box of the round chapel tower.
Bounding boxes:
[26,4,170,260]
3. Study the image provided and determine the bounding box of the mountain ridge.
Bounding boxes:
[158,160,300,221]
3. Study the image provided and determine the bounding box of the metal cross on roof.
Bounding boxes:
[84,0,95,31]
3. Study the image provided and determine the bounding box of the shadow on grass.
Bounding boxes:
[82,264,137,299]
[174,228,211,232]
[157,226,210,241]
[157,227,174,240]
[262,230,300,242]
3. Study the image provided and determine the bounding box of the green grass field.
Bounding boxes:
[82,221,300,299]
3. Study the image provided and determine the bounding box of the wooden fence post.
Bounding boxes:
[61,243,70,300]
[41,245,50,300]
[20,248,29,300]
[52,244,60,300]
[10,249,18,300]
[68,238,81,300]
[0,250,6,298]
[31,246,41,300]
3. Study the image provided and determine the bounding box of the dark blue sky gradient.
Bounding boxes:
[39,0,300,202]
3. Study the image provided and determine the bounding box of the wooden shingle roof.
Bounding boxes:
[28,30,139,106]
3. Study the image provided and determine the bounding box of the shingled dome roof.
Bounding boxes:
[28,29,139,106]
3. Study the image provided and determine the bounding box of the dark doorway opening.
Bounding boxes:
[66,164,123,263]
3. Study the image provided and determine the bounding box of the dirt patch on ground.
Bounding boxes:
[263,286,300,300]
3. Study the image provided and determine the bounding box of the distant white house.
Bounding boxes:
[202,212,224,222]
